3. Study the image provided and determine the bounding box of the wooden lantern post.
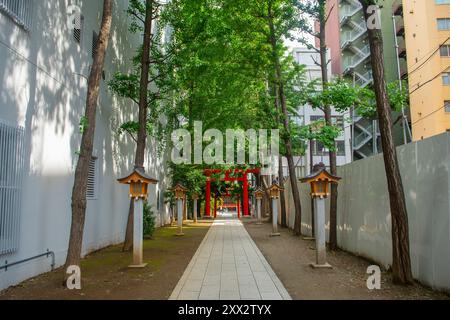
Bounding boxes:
[192,192,199,223]
[204,177,212,218]
[300,164,341,268]
[173,184,188,236]
[214,192,218,218]
[254,188,265,225]
[267,182,283,237]
[183,194,187,221]
[118,168,158,268]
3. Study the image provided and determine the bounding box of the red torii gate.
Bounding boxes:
[204,168,260,218]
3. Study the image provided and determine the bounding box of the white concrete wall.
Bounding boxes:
[0,0,171,291]
[284,132,450,291]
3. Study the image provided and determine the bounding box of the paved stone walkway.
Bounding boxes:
[170,217,291,300]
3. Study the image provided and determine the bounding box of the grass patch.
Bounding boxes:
[0,221,212,300]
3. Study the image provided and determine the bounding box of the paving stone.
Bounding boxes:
[183,280,203,292]
[203,275,221,286]
[261,292,283,300]
[178,291,200,300]
[240,287,261,300]
[221,280,239,292]
[220,291,241,300]
[199,286,220,300]
[256,280,278,293]
[171,217,291,301]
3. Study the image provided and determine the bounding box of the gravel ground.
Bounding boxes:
[244,220,450,300]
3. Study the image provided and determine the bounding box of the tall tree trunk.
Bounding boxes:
[123,0,154,251]
[261,175,273,219]
[273,82,288,227]
[361,0,413,284]
[279,156,287,227]
[318,1,338,250]
[268,3,302,235]
[65,0,113,272]
[309,130,315,237]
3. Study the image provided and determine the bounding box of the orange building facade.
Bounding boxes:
[403,0,450,140]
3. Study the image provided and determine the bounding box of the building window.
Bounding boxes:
[310,115,324,124]
[336,141,346,156]
[445,101,450,113]
[290,115,304,125]
[436,0,450,4]
[310,115,344,129]
[437,18,450,31]
[0,0,33,30]
[73,14,84,45]
[0,120,25,256]
[86,157,99,200]
[312,141,327,156]
[333,116,345,130]
[441,45,450,57]
[312,140,346,156]
[443,73,450,85]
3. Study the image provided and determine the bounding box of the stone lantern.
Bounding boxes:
[300,163,341,268]
[192,192,200,223]
[118,167,158,268]
[254,188,265,225]
[172,184,188,236]
[267,182,284,237]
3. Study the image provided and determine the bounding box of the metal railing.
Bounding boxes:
[1,250,55,272]
[339,0,362,24]
[0,0,33,30]
[343,44,370,72]
[341,21,367,46]
[354,126,373,150]
[354,70,373,87]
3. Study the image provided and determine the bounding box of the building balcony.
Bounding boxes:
[392,0,403,16]
[398,57,408,78]
[398,47,406,59]
[400,66,408,80]
[396,36,407,59]
[396,19,405,37]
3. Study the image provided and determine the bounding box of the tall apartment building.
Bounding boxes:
[402,0,450,141]
[323,0,409,160]
[0,0,171,291]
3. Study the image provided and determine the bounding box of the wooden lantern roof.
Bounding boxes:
[267,183,284,192]
[299,168,341,184]
[172,183,188,199]
[118,168,158,200]
[267,183,284,199]
[300,166,341,198]
[117,168,159,185]
[192,192,200,200]
[254,187,265,199]
[172,183,188,193]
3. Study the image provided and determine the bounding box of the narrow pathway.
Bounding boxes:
[170,217,291,300]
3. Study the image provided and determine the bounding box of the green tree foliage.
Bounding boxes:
[161,0,279,192]
[108,0,177,154]
[163,0,274,134]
